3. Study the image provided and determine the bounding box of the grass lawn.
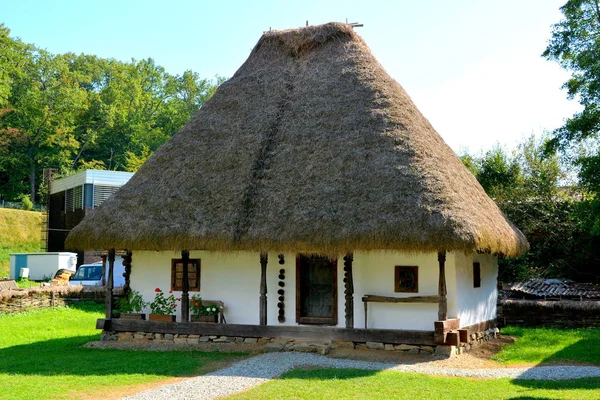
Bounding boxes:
[227,368,600,400]
[0,303,247,400]
[494,326,600,365]
[0,208,41,277]
[228,326,600,400]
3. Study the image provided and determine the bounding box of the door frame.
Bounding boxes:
[295,254,338,325]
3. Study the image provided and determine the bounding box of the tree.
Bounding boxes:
[1,50,88,202]
[544,0,600,151]
[0,24,223,202]
[461,137,599,282]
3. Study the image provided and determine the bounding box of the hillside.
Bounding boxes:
[0,208,42,277]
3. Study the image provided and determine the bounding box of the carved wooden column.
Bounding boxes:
[343,252,354,329]
[122,251,132,296]
[106,249,115,319]
[259,252,268,325]
[181,250,190,322]
[100,254,107,287]
[438,251,447,321]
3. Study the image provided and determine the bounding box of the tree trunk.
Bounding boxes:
[29,154,36,203]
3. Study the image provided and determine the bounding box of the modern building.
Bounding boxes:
[48,169,133,262]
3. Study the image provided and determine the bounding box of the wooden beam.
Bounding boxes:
[99,319,435,345]
[438,251,447,321]
[458,328,469,343]
[260,252,268,326]
[106,249,115,319]
[181,250,190,322]
[362,295,440,304]
[434,318,460,344]
[344,252,354,329]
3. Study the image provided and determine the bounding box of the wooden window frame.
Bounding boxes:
[394,266,419,293]
[296,254,338,325]
[171,258,201,292]
[473,262,481,288]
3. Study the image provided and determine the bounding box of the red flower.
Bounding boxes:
[194,302,200,307]
[169,290,173,294]
[154,288,160,292]
[176,298,181,301]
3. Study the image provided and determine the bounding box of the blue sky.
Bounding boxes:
[2,0,579,154]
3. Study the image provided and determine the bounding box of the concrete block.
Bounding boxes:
[395,344,419,351]
[265,343,284,352]
[366,342,384,350]
[434,345,457,358]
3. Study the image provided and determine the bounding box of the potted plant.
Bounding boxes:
[190,294,220,323]
[117,290,147,320]
[149,288,178,322]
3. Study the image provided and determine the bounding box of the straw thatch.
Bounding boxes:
[66,22,528,256]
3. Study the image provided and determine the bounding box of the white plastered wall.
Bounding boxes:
[131,251,260,324]
[454,252,498,328]
[350,251,457,331]
[129,250,494,330]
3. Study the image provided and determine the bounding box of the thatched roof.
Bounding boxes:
[66,23,528,257]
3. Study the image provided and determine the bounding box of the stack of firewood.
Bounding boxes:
[51,269,74,286]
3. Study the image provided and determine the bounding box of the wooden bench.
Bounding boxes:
[361,294,439,329]
[200,300,226,324]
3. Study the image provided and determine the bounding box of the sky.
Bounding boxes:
[1,0,580,155]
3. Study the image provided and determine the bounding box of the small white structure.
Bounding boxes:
[9,252,77,281]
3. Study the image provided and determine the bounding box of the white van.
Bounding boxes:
[69,259,125,287]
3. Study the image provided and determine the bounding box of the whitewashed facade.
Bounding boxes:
[129,250,497,331]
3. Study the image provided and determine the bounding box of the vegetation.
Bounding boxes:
[15,277,39,289]
[460,136,600,283]
[494,326,600,365]
[228,368,600,400]
[0,208,41,277]
[0,303,246,400]
[0,24,223,203]
[117,289,147,313]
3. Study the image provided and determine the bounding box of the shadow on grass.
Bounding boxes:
[0,335,239,378]
[513,376,600,391]
[278,368,380,380]
[64,301,105,313]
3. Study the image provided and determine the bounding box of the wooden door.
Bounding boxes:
[296,254,337,325]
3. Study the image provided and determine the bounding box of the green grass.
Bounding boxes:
[14,277,40,289]
[0,303,246,400]
[0,208,41,277]
[494,326,600,365]
[227,368,600,400]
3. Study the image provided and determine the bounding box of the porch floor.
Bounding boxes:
[97,319,435,345]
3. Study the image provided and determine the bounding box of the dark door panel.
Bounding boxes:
[296,254,337,325]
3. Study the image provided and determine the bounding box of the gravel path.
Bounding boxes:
[122,352,600,400]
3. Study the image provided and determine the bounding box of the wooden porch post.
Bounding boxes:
[100,254,107,287]
[344,252,354,329]
[122,251,132,296]
[181,250,190,322]
[260,252,268,325]
[438,251,447,321]
[106,249,115,319]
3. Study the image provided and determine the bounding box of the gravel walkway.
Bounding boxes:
[123,352,600,400]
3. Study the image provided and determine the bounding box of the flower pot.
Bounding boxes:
[119,313,146,320]
[149,314,176,322]
[191,315,218,323]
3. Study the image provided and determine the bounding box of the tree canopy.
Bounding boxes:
[0,25,223,202]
